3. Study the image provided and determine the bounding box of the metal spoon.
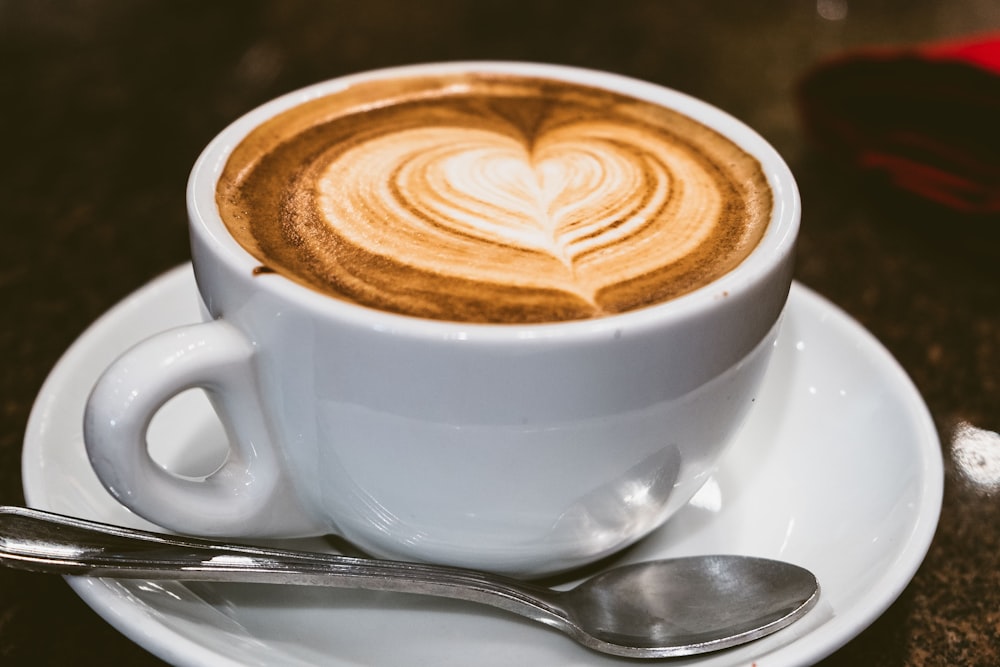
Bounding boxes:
[0,505,818,658]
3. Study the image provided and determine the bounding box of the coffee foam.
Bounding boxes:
[217,74,772,323]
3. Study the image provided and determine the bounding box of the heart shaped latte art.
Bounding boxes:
[218,79,772,323]
[314,121,731,307]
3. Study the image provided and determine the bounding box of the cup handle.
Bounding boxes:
[84,319,323,537]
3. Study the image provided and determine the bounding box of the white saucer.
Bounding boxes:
[22,264,942,667]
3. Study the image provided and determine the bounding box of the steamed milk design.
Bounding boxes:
[216,74,772,323]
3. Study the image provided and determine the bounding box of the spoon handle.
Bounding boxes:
[0,506,562,621]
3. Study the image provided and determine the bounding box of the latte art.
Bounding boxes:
[316,123,699,304]
[217,74,772,323]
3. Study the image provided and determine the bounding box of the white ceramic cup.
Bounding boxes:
[83,62,799,577]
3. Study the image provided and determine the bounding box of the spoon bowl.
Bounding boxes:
[0,506,818,658]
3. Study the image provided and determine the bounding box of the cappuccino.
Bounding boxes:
[217,73,772,323]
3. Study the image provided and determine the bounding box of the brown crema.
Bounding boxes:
[216,73,773,323]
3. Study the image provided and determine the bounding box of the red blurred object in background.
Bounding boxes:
[798,32,1000,215]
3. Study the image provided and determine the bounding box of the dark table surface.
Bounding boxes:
[2,1,998,664]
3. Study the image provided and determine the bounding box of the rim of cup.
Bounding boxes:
[188,61,800,342]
